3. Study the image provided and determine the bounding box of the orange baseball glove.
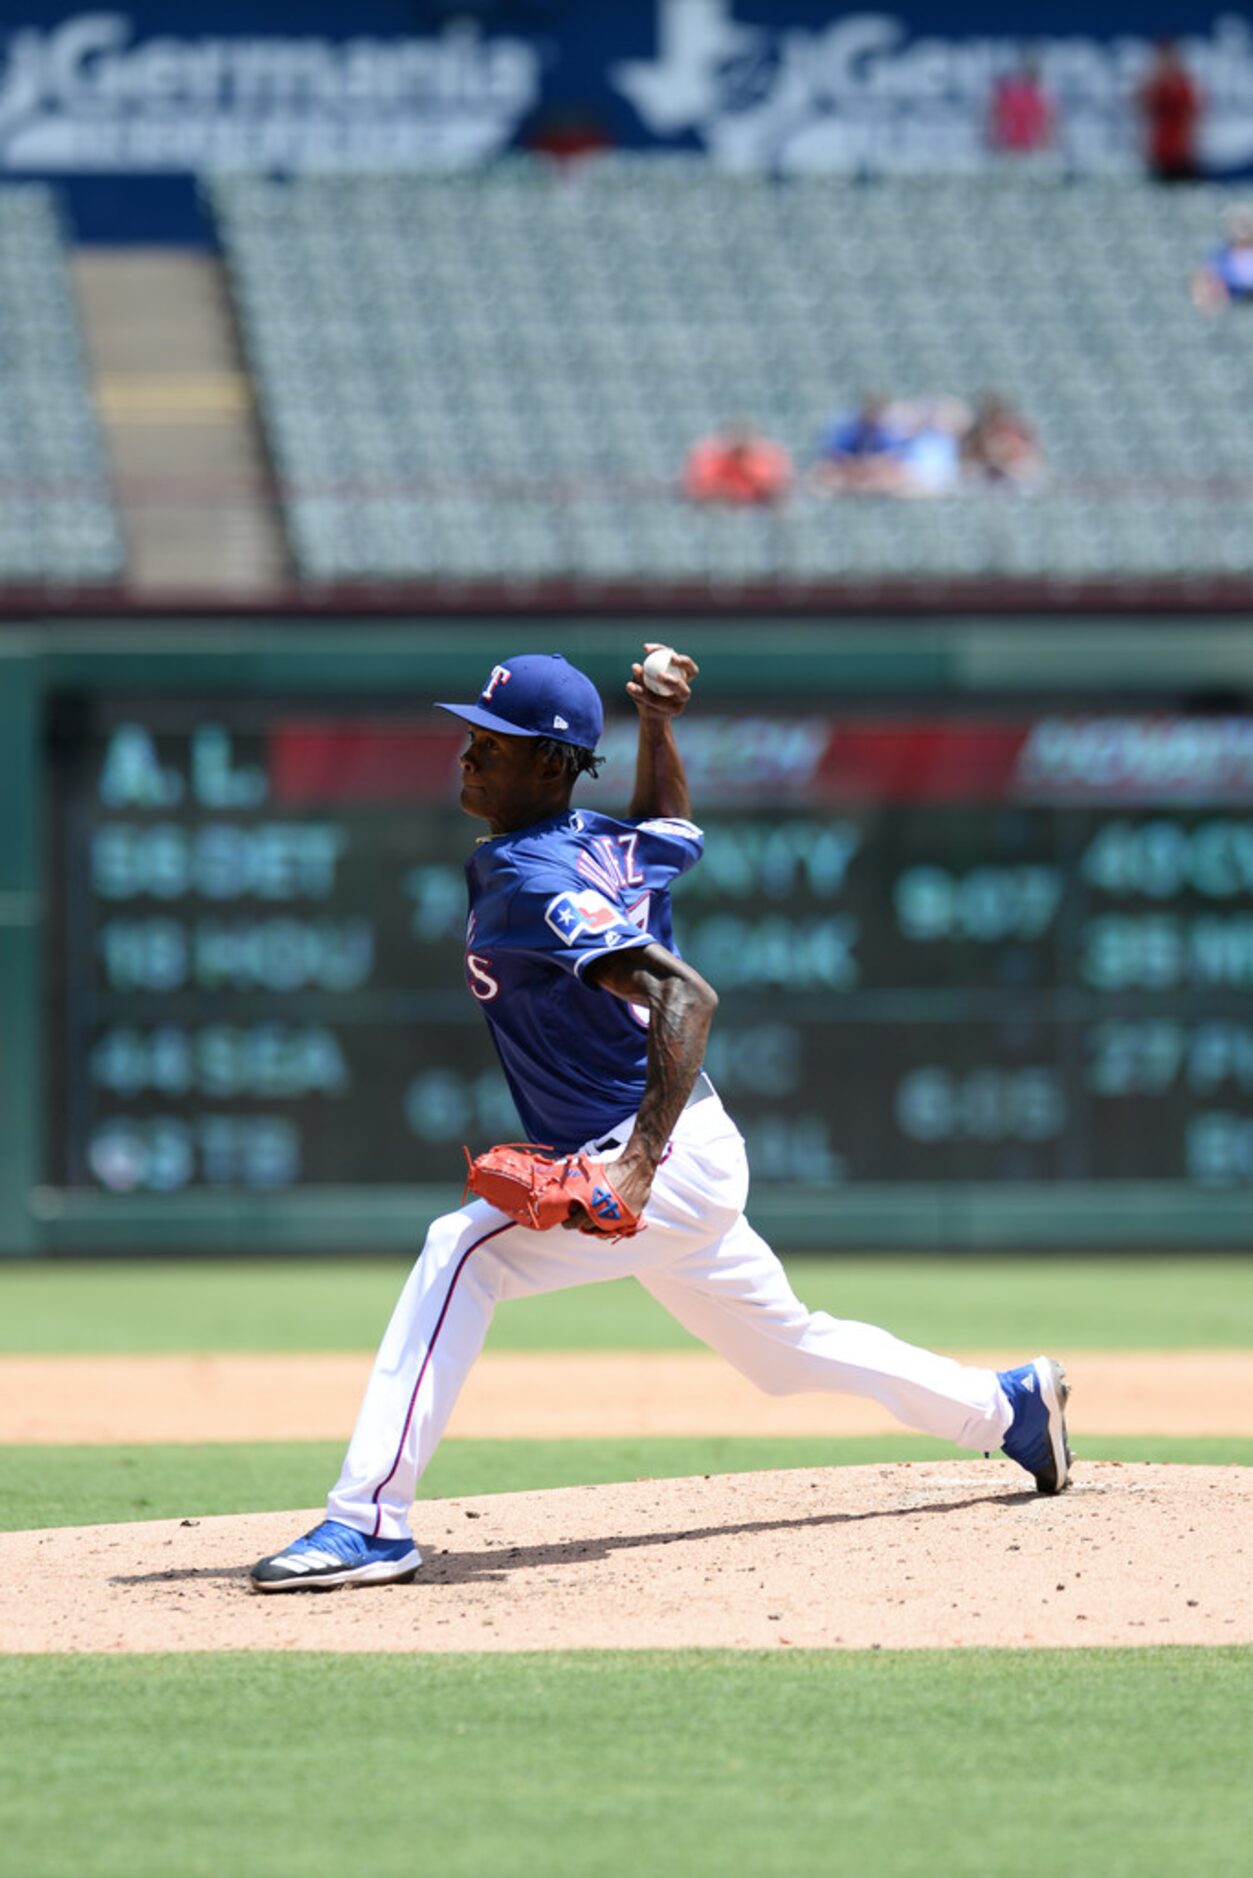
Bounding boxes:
[462,1143,643,1238]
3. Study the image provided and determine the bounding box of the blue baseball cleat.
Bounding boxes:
[999,1356,1072,1495]
[250,1519,421,1592]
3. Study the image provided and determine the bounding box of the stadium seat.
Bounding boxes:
[0,186,123,584]
[211,169,1253,585]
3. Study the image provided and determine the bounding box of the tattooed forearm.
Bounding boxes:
[585,944,718,1170]
[631,972,716,1167]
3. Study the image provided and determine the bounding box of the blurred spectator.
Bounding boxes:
[682,422,794,506]
[525,106,613,163]
[961,393,1043,488]
[1137,38,1203,183]
[812,394,911,493]
[894,397,969,496]
[815,396,970,498]
[1191,204,1253,312]
[988,57,1057,158]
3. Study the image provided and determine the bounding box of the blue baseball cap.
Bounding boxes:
[436,654,604,751]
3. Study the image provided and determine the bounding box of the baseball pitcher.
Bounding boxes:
[252,646,1070,1591]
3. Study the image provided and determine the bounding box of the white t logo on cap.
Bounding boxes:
[482,664,512,702]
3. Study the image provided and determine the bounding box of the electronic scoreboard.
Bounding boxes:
[48,697,1253,1205]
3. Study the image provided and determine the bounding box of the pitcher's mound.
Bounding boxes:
[1,1462,1248,1655]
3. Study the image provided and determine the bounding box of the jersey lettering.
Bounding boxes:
[576,834,648,899]
[625,893,653,1025]
[466,952,500,1002]
[625,891,651,933]
[576,838,625,898]
[617,832,645,886]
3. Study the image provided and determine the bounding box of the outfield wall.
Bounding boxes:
[3,613,1252,1256]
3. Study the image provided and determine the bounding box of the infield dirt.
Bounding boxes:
[1,1463,1248,1654]
[3,1349,1250,1442]
[3,1352,1248,1655]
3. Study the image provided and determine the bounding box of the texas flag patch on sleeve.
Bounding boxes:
[544,888,631,944]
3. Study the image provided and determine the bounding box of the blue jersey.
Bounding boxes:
[462,808,704,1152]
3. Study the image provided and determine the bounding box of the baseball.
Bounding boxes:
[641,646,682,693]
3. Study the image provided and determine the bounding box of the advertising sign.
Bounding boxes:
[3,2,1253,237]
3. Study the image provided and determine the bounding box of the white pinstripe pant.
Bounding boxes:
[328,1093,1012,1543]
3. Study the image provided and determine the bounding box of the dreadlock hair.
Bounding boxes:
[536,736,604,783]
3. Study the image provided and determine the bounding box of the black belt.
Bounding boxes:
[592,1072,714,1154]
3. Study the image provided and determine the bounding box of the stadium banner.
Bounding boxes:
[3,2,1253,236]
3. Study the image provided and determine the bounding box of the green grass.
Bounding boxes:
[2,1255,1251,1354]
[0,1651,1248,1877]
[3,1435,1248,1533]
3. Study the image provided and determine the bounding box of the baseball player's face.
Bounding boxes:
[458,727,559,834]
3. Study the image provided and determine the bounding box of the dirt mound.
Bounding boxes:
[1,1462,1248,1654]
